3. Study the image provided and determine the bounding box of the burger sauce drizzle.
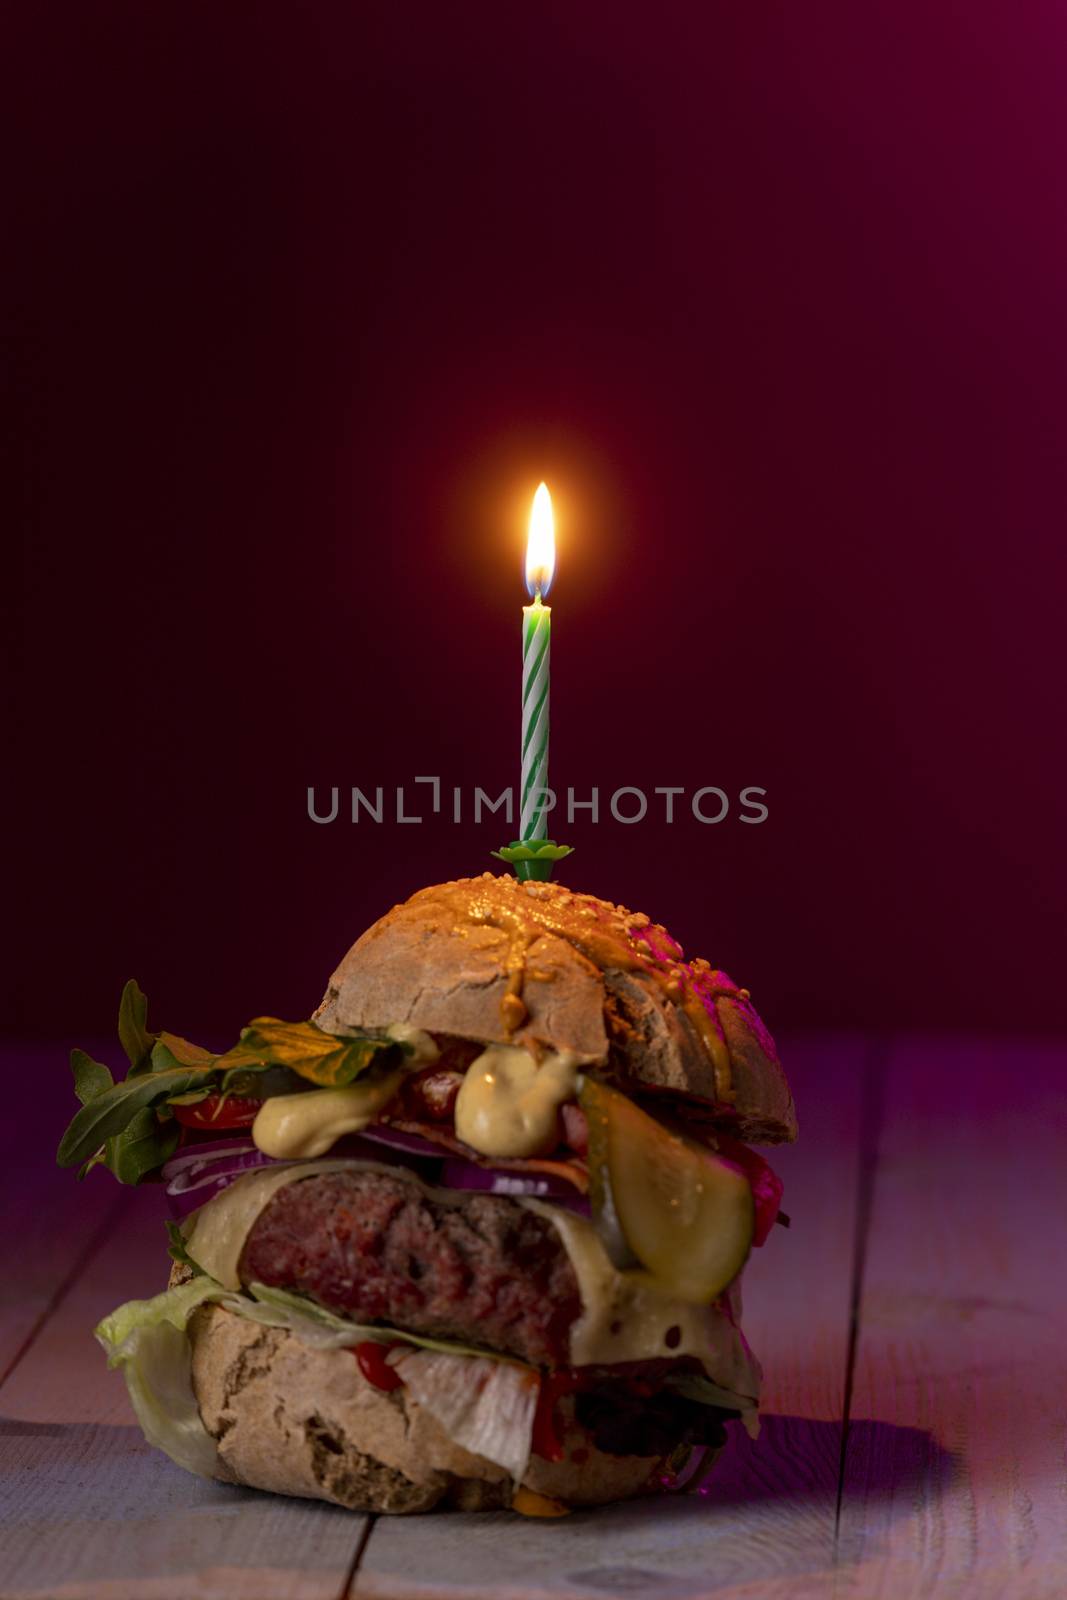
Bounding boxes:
[531,1370,581,1462]
[354,1341,404,1393]
[419,875,736,1103]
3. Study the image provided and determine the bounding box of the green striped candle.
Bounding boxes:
[521,483,554,840]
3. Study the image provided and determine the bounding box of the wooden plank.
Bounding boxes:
[351,1036,872,1600]
[837,1038,1067,1600]
[0,1168,368,1599]
[0,1045,126,1382]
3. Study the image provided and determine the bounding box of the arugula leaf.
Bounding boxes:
[118,980,155,1073]
[148,1039,205,1075]
[155,1031,217,1068]
[219,1018,399,1088]
[663,1369,750,1413]
[57,1062,218,1170]
[71,1052,115,1175]
[118,981,217,1076]
[105,1107,182,1185]
[71,1049,113,1105]
[165,1220,207,1277]
[59,983,407,1183]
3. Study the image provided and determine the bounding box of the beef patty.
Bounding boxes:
[240,1169,581,1366]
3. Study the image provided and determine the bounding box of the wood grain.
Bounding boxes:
[350,1036,871,1600]
[0,1147,367,1600]
[0,1045,124,1382]
[13,1035,1061,1599]
[836,1038,1067,1600]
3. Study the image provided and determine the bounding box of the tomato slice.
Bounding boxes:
[172,1095,261,1130]
[711,1132,784,1247]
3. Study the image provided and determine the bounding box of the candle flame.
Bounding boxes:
[525,482,555,598]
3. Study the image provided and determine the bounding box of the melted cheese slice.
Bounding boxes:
[183,1159,761,1402]
[523,1200,760,1402]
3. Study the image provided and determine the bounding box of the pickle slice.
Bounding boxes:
[580,1077,754,1303]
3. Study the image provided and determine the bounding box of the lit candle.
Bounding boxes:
[521,483,555,840]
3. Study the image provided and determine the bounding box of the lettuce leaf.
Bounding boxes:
[97,1266,760,1488]
[95,1271,540,1482]
[95,1277,229,1477]
[391,1348,539,1482]
[243,1283,521,1363]
[243,1291,540,1478]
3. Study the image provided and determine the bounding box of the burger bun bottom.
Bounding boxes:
[189,1303,701,1513]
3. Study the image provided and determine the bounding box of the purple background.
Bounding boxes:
[8,2,1065,1048]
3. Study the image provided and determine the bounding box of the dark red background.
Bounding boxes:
[7,2,1066,1046]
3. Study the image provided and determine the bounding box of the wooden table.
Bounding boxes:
[2,1036,1064,1599]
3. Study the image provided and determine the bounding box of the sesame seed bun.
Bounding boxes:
[315,875,796,1144]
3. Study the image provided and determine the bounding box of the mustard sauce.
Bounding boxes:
[411,875,736,1102]
[250,1024,437,1160]
[252,1070,405,1159]
[383,1022,440,1066]
[511,1487,570,1518]
[454,1043,582,1158]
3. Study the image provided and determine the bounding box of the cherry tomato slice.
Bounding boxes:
[172,1095,261,1130]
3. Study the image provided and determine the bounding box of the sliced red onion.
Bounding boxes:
[162,1139,258,1177]
[162,1135,436,1221]
[355,1124,449,1158]
[162,1128,589,1220]
[164,1146,287,1218]
[163,1148,277,1192]
[440,1158,590,1215]
[360,1125,589,1209]
[659,1445,711,1494]
[166,1172,265,1219]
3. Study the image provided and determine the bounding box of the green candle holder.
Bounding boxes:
[491,839,574,883]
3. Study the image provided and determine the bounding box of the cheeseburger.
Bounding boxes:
[58,874,796,1515]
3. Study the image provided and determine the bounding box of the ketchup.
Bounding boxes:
[532,1371,582,1462]
[354,1341,404,1392]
